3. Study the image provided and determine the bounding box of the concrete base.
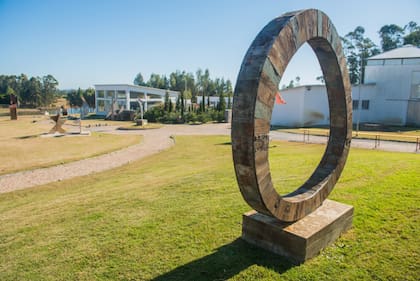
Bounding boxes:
[242,199,353,264]
[41,131,91,138]
[136,119,148,126]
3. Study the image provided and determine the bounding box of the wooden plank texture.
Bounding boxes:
[232,9,352,222]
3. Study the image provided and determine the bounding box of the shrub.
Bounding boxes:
[143,105,164,122]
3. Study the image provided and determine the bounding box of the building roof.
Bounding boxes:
[94,84,180,96]
[368,45,420,60]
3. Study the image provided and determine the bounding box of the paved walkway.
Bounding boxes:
[0,123,417,194]
[269,131,419,153]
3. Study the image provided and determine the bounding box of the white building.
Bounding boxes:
[271,45,420,127]
[94,84,179,115]
[195,96,232,108]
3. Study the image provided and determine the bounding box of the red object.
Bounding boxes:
[275,92,286,104]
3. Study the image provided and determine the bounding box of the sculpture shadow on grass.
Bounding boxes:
[151,238,295,281]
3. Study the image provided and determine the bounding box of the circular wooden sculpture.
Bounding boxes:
[232,9,352,222]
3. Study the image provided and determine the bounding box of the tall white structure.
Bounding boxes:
[364,45,420,126]
[94,84,179,115]
[271,45,420,127]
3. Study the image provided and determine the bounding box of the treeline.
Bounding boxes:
[144,90,230,124]
[342,21,419,84]
[134,69,233,123]
[0,74,59,107]
[65,88,96,108]
[133,68,233,102]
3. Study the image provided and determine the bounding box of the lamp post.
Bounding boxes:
[356,56,363,137]
[182,77,186,120]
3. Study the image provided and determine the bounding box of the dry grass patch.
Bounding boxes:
[0,116,141,175]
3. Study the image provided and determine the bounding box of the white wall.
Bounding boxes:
[301,85,329,126]
[365,59,420,125]
[271,86,306,127]
[271,84,379,127]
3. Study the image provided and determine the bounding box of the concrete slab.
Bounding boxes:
[241,199,353,264]
[40,131,91,138]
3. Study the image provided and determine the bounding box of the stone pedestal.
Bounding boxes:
[136,119,148,126]
[9,105,17,120]
[241,199,353,264]
[224,109,232,123]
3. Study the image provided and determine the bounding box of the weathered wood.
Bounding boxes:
[242,199,354,264]
[232,9,352,222]
[49,114,66,134]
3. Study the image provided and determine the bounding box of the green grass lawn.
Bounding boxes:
[0,136,418,280]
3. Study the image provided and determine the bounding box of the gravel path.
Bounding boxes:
[269,131,420,153]
[0,123,416,194]
[0,123,230,194]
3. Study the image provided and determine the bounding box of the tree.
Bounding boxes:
[6,86,16,102]
[379,24,405,51]
[164,91,170,112]
[175,96,181,112]
[133,72,146,86]
[280,76,303,89]
[295,76,301,86]
[148,73,168,89]
[168,98,173,112]
[316,75,325,84]
[83,88,96,108]
[41,75,59,106]
[404,21,420,46]
[218,90,226,112]
[66,89,83,107]
[25,77,42,107]
[342,26,380,84]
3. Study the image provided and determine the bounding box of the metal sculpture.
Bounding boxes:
[9,94,17,120]
[49,114,66,134]
[232,9,352,222]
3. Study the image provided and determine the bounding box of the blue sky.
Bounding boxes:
[0,0,419,89]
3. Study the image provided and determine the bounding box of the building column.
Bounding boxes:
[144,92,148,111]
[125,89,130,110]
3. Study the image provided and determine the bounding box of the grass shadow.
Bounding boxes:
[151,238,295,281]
[215,142,231,146]
[15,134,40,139]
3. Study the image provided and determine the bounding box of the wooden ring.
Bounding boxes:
[232,9,352,222]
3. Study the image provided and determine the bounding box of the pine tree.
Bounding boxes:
[168,98,173,112]
[164,91,170,112]
[218,91,226,112]
[175,96,181,112]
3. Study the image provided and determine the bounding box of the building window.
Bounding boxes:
[403,58,420,65]
[97,100,105,112]
[130,91,144,99]
[117,100,126,109]
[384,59,402,65]
[117,91,126,99]
[362,100,370,110]
[367,60,384,66]
[97,90,104,98]
[353,100,359,110]
[106,91,115,99]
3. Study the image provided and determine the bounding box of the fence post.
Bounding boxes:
[303,130,309,143]
[374,135,381,148]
